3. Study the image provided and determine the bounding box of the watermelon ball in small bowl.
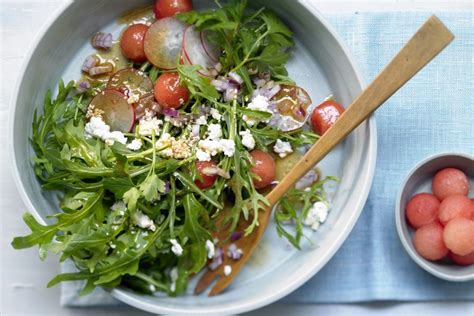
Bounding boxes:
[395,153,474,281]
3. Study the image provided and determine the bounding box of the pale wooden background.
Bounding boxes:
[1,1,473,315]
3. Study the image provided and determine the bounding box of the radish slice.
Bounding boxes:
[107,68,153,99]
[89,90,135,132]
[200,31,220,62]
[144,17,186,69]
[182,26,220,73]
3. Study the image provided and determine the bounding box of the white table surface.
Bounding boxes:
[1,0,473,315]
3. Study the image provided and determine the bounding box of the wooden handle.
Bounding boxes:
[266,15,454,206]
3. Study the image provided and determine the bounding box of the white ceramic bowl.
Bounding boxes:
[9,0,377,314]
[395,153,474,282]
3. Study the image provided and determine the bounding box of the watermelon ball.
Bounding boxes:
[443,218,474,256]
[449,251,474,266]
[438,195,474,225]
[413,222,449,261]
[432,168,470,200]
[406,193,440,228]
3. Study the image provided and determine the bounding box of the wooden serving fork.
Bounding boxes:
[195,15,454,296]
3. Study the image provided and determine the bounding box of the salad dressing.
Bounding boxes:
[118,5,155,25]
[81,42,128,83]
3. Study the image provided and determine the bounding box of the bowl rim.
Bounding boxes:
[395,152,474,282]
[8,1,378,314]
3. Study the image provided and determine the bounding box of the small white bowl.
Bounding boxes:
[395,152,474,282]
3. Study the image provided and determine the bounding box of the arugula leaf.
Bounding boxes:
[123,187,140,212]
[11,191,103,249]
[139,173,165,202]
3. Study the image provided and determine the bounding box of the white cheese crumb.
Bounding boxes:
[169,239,183,256]
[273,139,293,158]
[85,116,110,139]
[191,124,201,137]
[138,116,163,136]
[244,95,271,126]
[132,211,156,231]
[239,129,255,150]
[210,108,222,121]
[197,139,236,159]
[106,131,127,145]
[126,139,143,151]
[195,115,207,125]
[84,116,127,145]
[111,200,126,211]
[303,202,330,231]
[170,267,178,292]
[205,240,215,259]
[223,265,232,276]
[207,123,222,140]
[196,149,211,162]
[219,139,236,157]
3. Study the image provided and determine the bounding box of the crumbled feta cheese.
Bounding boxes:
[85,116,111,140]
[239,129,255,150]
[223,265,232,276]
[303,202,329,231]
[169,239,183,256]
[196,149,211,162]
[105,131,127,145]
[85,116,126,145]
[126,139,143,151]
[191,124,201,137]
[273,139,293,158]
[207,123,222,140]
[210,108,222,121]
[170,267,178,292]
[111,200,126,211]
[132,211,156,231]
[195,115,207,125]
[138,116,163,136]
[244,95,271,126]
[220,139,235,157]
[205,240,215,259]
[197,138,235,158]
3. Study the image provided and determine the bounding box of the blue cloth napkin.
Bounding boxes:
[61,11,474,306]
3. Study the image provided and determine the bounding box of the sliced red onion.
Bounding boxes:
[230,231,242,241]
[211,79,231,92]
[201,166,230,179]
[76,80,91,93]
[162,181,170,194]
[91,32,113,50]
[295,169,319,190]
[224,88,239,102]
[208,248,223,270]
[228,71,243,85]
[252,77,266,88]
[81,55,99,72]
[227,243,243,260]
[255,84,281,100]
[162,107,179,118]
[88,63,114,76]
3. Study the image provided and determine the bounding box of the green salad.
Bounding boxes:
[12,0,342,296]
